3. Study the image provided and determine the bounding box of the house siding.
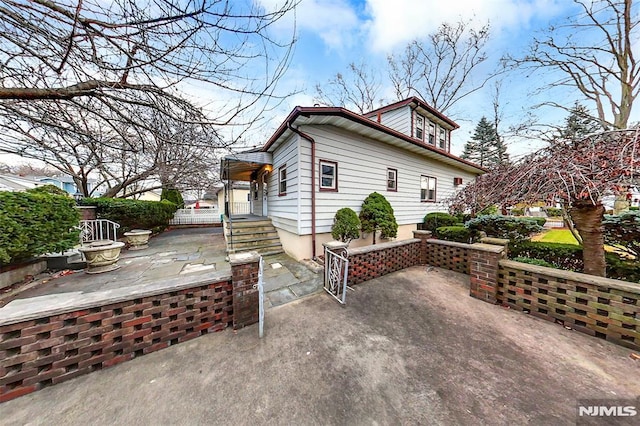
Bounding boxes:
[375,105,411,136]
[267,134,299,234]
[295,125,477,235]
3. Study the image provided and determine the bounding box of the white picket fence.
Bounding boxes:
[170,208,221,225]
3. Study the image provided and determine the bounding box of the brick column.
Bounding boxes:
[229,252,260,330]
[76,206,96,220]
[468,243,505,304]
[412,230,432,265]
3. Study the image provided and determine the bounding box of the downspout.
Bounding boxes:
[287,121,317,259]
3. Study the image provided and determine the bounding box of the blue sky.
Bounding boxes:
[253,0,637,158]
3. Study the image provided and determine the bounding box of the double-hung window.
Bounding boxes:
[278,166,287,195]
[439,128,447,150]
[415,114,425,140]
[387,168,397,191]
[428,123,436,145]
[319,160,337,191]
[420,175,437,202]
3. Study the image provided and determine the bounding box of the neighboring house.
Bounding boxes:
[221,97,485,260]
[134,190,162,202]
[0,173,43,192]
[215,183,250,215]
[35,175,101,196]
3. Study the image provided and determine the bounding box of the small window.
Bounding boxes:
[319,160,337,191]
[439,128,447,150]
[278,166,287,195]
[415,114,424,140]
[387,168,397,191]
[420,175,437,202]
[428,123,436,145]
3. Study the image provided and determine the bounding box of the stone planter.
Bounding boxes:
[78,240,125,274]
[124,229,152,250]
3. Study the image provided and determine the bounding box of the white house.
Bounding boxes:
[221,97,485,260]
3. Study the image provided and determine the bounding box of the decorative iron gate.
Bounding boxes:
[324,247,349,304]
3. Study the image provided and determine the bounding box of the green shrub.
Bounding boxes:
[530,217,547,227]
[0,190,80,265]
[29,184,70,196]
[161,188,184,208]
[81,198,178,234]
[630,206,639,211]
[331,208,361,243]
[434,226,473,243]
[359,192,398,244]
[508,241,583,271]
[545,207,563,217]
[512,257,556,268]
[466,215,543,242]
[511,208,524,216]
[454,213,473,224]
[603,210,640,258]
[423,212,458,232]
[605,253,640,283]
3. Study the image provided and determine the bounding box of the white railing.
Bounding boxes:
[170,208,221,225]
[230,202,251,215]
[79,219,120,244]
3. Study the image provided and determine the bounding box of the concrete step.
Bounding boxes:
[229,237,281,248]
[226,219,273,228]
[229,243,284,255]
[226,229,278,238]
[229,241,283,251]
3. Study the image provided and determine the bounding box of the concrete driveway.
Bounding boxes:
[3,266,638,425]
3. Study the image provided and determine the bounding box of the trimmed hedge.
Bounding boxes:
[423,212,458,232]
[0,190,80,265]
[467,215,543,242]
[512,257,556,268]
[545,207,563,217]
[81,198,178,234]
[603,210,640,258]
[509,241,640,282]
[161,188,184,208]
[434,226,473,243]
[508,241,583,271]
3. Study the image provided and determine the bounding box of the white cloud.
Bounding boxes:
[363,0,566,51]
[257,0,360,49]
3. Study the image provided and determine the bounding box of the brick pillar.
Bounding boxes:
[229,252,260,330]
[412,230,432,265]
[76,206,96,220]
[468,243,505,304]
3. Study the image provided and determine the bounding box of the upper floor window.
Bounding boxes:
[420,175,437,202]
[439,128,447,150]
[387,168,397,191]
[278,166,287,195]
[428,123,436,145]
[415,114,425,140]
[319,160,338,191]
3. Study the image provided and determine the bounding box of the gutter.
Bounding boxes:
[287,121,317,259]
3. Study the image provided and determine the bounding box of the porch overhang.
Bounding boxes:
[221,151,273,181]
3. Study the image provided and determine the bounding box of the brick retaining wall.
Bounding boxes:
[0,253,260,403]
[347,239,422,285]
[498,260,639,350]
[424,239,470,274]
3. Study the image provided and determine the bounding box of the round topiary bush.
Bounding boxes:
[331,208,361,244]
[434,226,473,243]
[161,187,184,208]
[359,192,398,244]
[423,212,458,232]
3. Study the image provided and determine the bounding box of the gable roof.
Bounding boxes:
[263,105,485,175]
[363,97,459,130]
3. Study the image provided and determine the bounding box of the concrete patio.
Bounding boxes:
[0,228,323,310]
[2,266,638,425]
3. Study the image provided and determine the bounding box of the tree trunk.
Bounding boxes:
[569,201,606,277]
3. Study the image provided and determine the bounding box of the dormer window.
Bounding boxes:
[415,114,424,140]
[439,128,447,150]
[428,123,436,145]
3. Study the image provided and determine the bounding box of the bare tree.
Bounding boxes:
[511,0,639,129]
[388,20,493,114]
[0,0,297,177]
[450,129,640,277]
[314,62,383,113]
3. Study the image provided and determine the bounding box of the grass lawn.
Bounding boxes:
[532,229,580,245]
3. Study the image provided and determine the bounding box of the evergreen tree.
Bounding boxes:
[557,103,603,142]
[461,117,508,169]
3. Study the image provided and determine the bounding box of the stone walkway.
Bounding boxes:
[0,228,323,309]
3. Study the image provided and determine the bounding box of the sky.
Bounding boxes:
[249,0,636,158]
